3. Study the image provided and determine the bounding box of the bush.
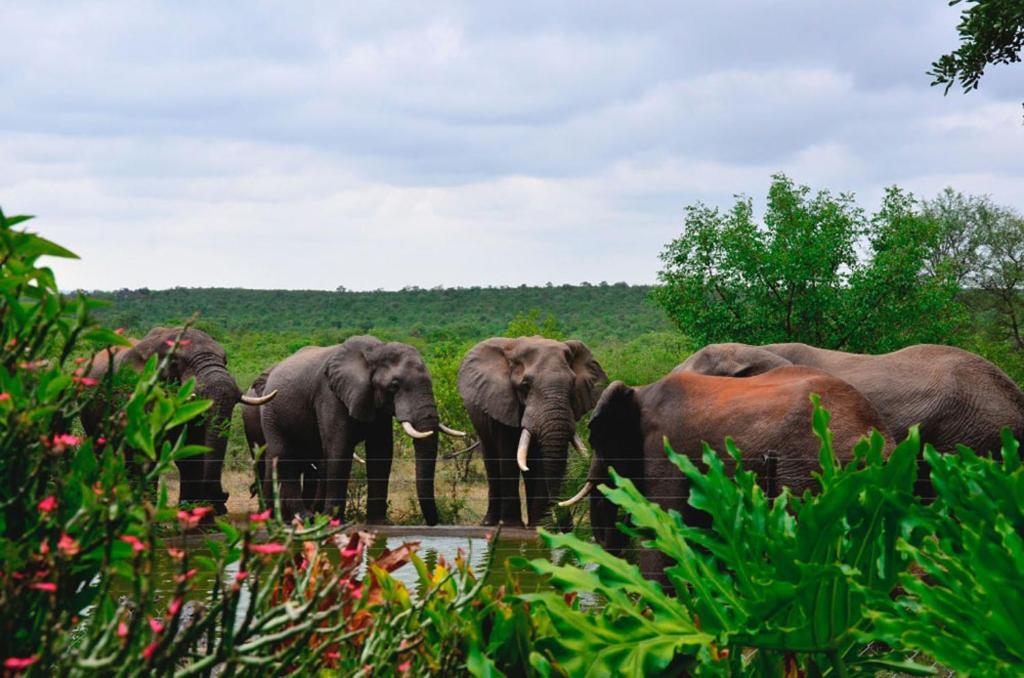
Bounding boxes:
[524,396,1024,676]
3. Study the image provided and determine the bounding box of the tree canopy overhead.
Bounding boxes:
[930,0,1024,94]
[653,174,966,353]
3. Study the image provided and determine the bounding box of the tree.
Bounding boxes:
[974,205,1024,349]
[654,174,966,353]
[929,0,1024,94]
[506,308,564,339]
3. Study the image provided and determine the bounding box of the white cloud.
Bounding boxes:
[1,1,1021,291]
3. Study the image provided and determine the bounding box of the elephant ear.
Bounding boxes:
[325,336,382,422]
[458,338,519,428]
[122,327,186,379]
[566,340,608,420]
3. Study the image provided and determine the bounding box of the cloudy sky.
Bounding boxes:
[1,2,1021,291]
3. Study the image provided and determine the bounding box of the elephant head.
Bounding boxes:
[675,342,791,377]
[327,336,460,525]
[458,336,607,522]
[559,380,644,555]
[124,327,276,509]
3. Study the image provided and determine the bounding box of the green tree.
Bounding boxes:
[929,0,1024,94]
[505,308,564,339]
[653,174,966,352]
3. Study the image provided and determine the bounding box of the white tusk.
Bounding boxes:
[402,421,434,439]
[517,428,532,472]
[240,389,278,406]
[558,481,595,508]
[353,453,366,465]
[439,423,467,437]
[571,434,588,457]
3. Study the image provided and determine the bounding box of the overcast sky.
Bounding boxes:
[1,2,1021,291]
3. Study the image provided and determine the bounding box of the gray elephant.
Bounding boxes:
[457,336,607,527]
[561,366,890,578]
[81,327,276,513]
[256,336,464,522]
[677,342,1024,456]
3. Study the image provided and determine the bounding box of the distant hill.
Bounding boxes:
[88,284,673,343]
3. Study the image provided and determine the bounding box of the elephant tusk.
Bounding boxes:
[353,453,366,465]
[558,481,594,508]
[517,429,532,472]
[439,423,467,437]
[571,433,588,457]
[401,421,434,439]
[240,389,278,406]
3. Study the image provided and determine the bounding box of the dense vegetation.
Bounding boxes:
[5,208,1024,675]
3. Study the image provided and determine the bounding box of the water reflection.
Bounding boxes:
[365,533,557,595]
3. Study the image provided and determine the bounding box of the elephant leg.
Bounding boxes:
[175,426,206,506]
[301,461,321,512]
[317,406,354,519]
[480,440,502,526]
[261,427,308,519]
[364,421,394,524]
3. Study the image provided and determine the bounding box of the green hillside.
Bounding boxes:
[89,283,672,343]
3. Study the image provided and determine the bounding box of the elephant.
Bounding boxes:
[561,366,891,580]
[677,342,1024,457]
[457,336,607,528]
[256,335,464,522]
[80,327,276,514]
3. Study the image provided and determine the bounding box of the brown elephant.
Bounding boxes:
[458,336,607,528]
[256,336,464,522]
[80,327,275,513]
[677,342,1024,456]
[561,366,891,579]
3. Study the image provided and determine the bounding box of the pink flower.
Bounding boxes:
[398,660,412,673]
[249,543,287,555]
[37,495,57,513]
[0,392,10,401]
[119,535,147,553]
[234,571,249,583]
[30,582,57,593]
[325,650,340,660]
[115,327,126,335]
[177,506,214,528]
[167,597,183,617]
[167,547,185,560]
[39,540,50,555]
[97,437,107,445]
[349,583,363,600]
[117,621,128,638]
[249,509,271,523]
[58,533,79,557]
[148,617,164,634]
[329,518,341,527]
[341,544,363,559]
[4,656,38,670]
[74,376,99,387]
[142,641,159,661]
[49,433,81,452]
[175,568,198,584]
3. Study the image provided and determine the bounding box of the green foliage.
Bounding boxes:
[929,0,1024,94]
[506,309,564,340]
[654,174,967,352]
[525,403,1024,675]
[873,430,1024,676]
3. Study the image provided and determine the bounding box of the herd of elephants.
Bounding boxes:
[81,326,1024,565]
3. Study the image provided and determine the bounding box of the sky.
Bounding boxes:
[1,1,1021,292]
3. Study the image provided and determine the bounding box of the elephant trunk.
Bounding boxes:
[191,358,242,514]
[524,390,575,525]
[413,435,439,526]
